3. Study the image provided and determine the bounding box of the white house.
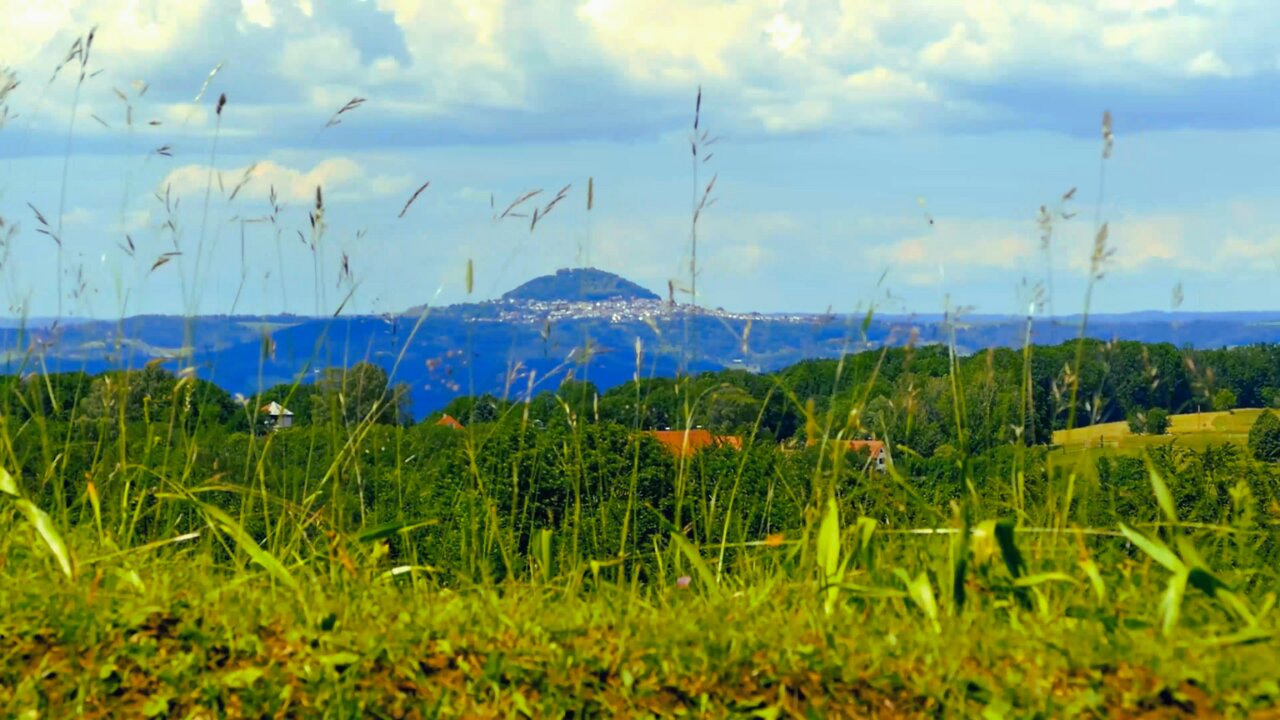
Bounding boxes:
[261,401,294,430]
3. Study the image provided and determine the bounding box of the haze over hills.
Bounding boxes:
[5,267,1280,418]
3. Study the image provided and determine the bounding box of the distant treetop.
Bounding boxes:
[501,268,660,303]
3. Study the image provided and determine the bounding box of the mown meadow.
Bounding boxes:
[2,40,1280,718]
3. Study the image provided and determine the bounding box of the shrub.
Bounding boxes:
[1146,408,1170,435]
[1248,410,1280,463]
[1127,407,1169,435]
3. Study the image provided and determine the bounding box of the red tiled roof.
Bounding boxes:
[436,413,464,430]
[646,429,742,457]
[845,440,885,456]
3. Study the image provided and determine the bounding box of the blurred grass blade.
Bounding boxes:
[1198,627,1275,648]
[0,465,17,496]
[1118,522,1185,574]
[951,511,969,611]
[196,501,297,590]
[377,565,435,582]
[14,499,75,579]
[536,529,553,583]
[993,518,1025,579]
[895,569,940,631]
[1012,572,1078,588]
[816,496,841,613]
[1160,570,1188,638]
[834,583,908,599]
[1147,463,1179,524]
[84,532,201,565]
[854,516,876,571]
[670,532,718,597]
[1187,566,1256,626]
[354,519,437,543]
[1080,557,1107,604]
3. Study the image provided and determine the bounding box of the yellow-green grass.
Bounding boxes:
[1052,409,1266,456]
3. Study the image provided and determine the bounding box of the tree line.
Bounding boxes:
[5,339,1280,454]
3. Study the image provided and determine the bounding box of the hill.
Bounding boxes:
[501,268,660,303]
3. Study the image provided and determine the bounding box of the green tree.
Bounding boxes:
[702,384,758,435]
[1248,410,1280,462]
[1146,408,1170,435]
[312,362,411,426]
[1261,387,1280,408]
[1212,388,1237,412]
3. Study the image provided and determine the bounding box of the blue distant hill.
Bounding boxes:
[4,268,1280,418]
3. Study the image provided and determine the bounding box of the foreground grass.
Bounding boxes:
[3,538,1279,719]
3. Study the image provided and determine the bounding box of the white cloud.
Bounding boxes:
[158,158,409,205]
[764,13,807,57]
[1213,236,1280,264]
[577,0,756,84]
[0,0,1277,146]
[868,220,1033,284]
[845,67,933,102]
[920,23,996,76]
[749,99,833,133]
[241,0,275,29]
[1187,50,1231,78]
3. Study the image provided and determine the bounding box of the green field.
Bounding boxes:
[1053,409,1265,454]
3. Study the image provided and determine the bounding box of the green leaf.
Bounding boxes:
[1012,572,1078,588]
[816,496,841,613]
[1118,522,1185,574]
[512,689,534,717]
[831,583,909,599]
[0,465,17,496]
[895,569,939,630]
[320,651,361,668]
[1186,566,1230,596]
[143,694,172,718]
[1079,558,1107,604]
[15,499,74,579]
[1197,627,1275,648]
[1159,570,1188,638]
[854,516,876,571]
[1174,535,1208,571]
[222,667,264,689]
[1187,567,1256,626]
[951,514,969,612]
[993,519,1025,579]
[354,519,437,543]
[1147,463,1179,523]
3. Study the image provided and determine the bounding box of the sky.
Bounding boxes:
[1,0,1279,319]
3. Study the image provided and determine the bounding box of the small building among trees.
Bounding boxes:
[261,401,294,430]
